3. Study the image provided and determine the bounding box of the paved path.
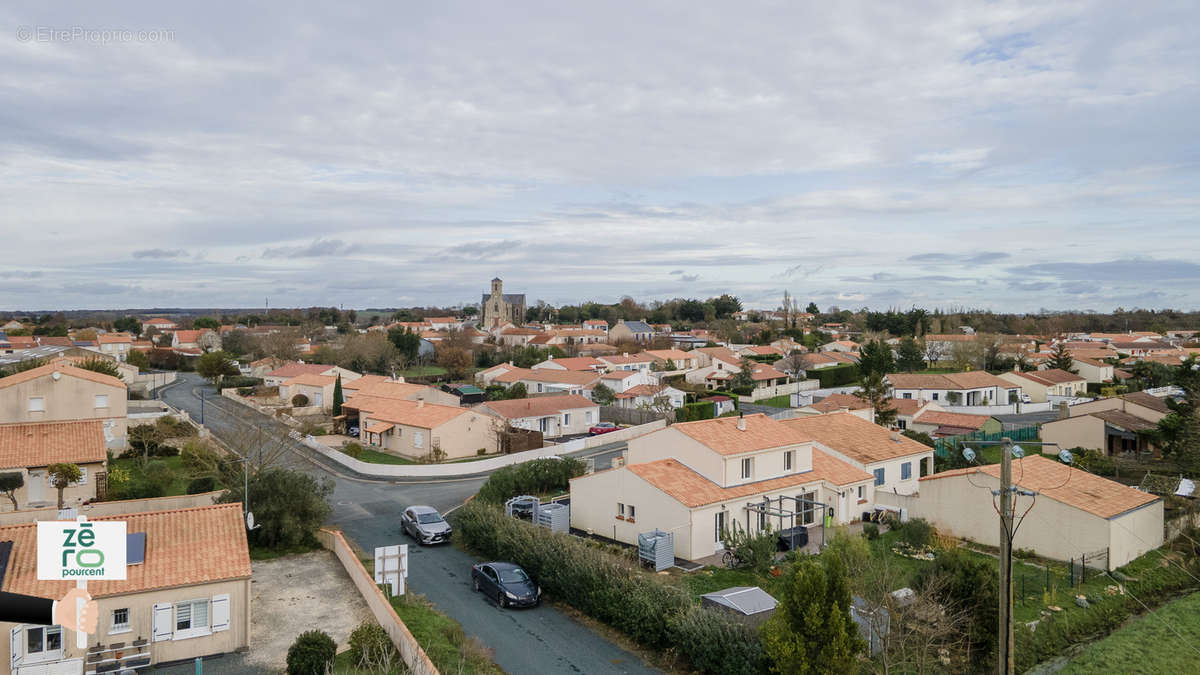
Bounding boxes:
[159,373,658,675]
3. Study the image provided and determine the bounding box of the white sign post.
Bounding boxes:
[373,544,408,596]
[37,516,126,648]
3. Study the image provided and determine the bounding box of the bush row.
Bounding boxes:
[814,363,860,388]
[676,401,716,422]
[474,457,586,504]
[452,501,765,673]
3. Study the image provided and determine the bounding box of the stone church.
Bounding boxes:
[480,277,526,329]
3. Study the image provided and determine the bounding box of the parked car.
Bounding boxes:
[1018,394,1032,404]
[401,505,452,545]
[347,424,360,436]
[589,422,620,436]
[471,562,541,608]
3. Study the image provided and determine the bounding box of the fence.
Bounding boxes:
[937,402,1054,416]
[317,528,438,675]
[600,406,670,426]
[933,425,1040,458]
[1069,549,1109,585]
[0,492,220,527]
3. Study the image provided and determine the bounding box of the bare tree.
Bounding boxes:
[776,354,808,380]
[862,556,974,674]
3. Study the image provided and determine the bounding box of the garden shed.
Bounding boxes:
[699,586,777,626]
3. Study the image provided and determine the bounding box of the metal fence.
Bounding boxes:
[933,425,1040,458]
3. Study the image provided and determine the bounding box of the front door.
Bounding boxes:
[27,471,44,503]
[314,392,323,408]
[714,511,728,549]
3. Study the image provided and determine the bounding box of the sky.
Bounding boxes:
[2,1,1198,313]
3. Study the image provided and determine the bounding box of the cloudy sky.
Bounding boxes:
[2,1,1198,312]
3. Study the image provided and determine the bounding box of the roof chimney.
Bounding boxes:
[418,400,425,408]
[737,413,746,431]
[1058,401,1069,420]
[890,430,901,442]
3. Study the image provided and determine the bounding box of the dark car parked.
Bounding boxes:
[401,505,452,545]
[471,562,541,608]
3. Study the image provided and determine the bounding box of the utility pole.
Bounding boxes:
[998,436,1014,675]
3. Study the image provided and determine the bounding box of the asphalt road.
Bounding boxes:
[158,373,657,675]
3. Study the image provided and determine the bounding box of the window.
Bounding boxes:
[902,392,912,399]
[901,462,912,480]
[94,394,109,409]
[857,485,865,500]
[175,598,210,638]
[563,413,571,426]
[874,468,885,486]
[413,431,424,449]
[76,466,87,485]
[784,451,794,472]
[27,397,45,412]
[931,393,939,401]
[23,625,63,662]
[740,458,752,479]
[627,505,635,520]
[111,608,131,634]
[536,383,543,393]
[897,419,907,430]
[585,411,593,423]
[617,503,625,518]
[800,491,816,525]
[714,511,727,544]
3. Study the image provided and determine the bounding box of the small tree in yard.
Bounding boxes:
[195,350,238,385]
[0,472,24,510]
[125,348,150,371]
[332,374,344,416]
[896,337,925,371]
[763,556,863,674]
[854,372,897,428]
[218,468,332,549]
[720,521,777,574]
[47,463,81,509]
[591,382,615,405]
[286,630,336,675]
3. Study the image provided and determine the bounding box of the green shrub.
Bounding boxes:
[862,522,880,540]
[286,630,336,675]
[677,401,715,422]
[221,375,263,389]
[186,476,216,494]
[291,394,310,407]
[475,457,586,504]
[894,517,934,548]
[720,522,778,574]
[109,479,165,501]
[341,442,364,459]
[814,363,860,388]
[453,501,758,672]
[347,621,398,669]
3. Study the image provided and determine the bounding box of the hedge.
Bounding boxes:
[474,457,586,505]
[677,401,715,423]
[452,501,766,674]
[814,363,860,388]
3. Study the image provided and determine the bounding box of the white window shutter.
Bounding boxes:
[152,603,173,641]
[211,594,230,632]
[10,626,21,669]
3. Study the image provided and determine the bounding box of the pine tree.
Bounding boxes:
[859,339,896,377]
[854,372,898,428]
[1049,342,1076,373]
[332,374,344,416]
[763,557,864,674]
[896,337,925,371]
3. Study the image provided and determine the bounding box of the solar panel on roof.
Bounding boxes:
[127,531,147,565]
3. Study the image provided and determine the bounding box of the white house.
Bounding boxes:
[998,369,1088,403]
[613,384,687,409]
[474,394,600,438]
[783,412,935,497]
[887,372,1021,407]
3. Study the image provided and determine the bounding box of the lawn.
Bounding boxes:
[758,394,793,408]
[388,592,504,674]
[397,365,448,378]
[109,455,202,496]
[1061,590,1200,673]
[355,448,416,465]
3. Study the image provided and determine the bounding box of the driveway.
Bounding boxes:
[159,373,658,675]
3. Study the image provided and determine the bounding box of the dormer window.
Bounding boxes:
[740,458,752,480]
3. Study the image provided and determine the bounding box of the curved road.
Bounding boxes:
[159,373,656,675]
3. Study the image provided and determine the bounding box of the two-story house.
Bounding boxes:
[782,412,934,498]
[96,333,133,362]
[887,372,1020,407]
[998,368,1087,402]
[0,362,127,448]
[474,394,600,438]
[569,414,874,561]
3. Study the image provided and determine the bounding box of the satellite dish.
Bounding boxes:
[52,371,61,381]
[245,511,258,530]
[1011,445,1025,459]
[962,448,977,463]
[1058,449,1074,465]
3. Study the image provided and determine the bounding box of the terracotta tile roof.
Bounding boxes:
[644,349,696,363]
[805,393,870,413]
[1073,356,1111,368]
[536,357,604,371]
[0,361,125,391]
[600,370,640,381]
[0,420,107,470]
[0,503,251,600]
[38,336,74,347]
[623,452,872,507]
[364,421,394,434]
[97,333,133,344]
[744,345,783,356]
[424,317,458,324]
[696,347,744,366]
[920,455,1158,519]
[172,329,208,344]
[528,334,557,345]
[346,396,471,428]
[912,410,992,430]
[7,336,36,348]
[283,373,336,387]
[265,362,336,378]
[1121,391,1170,414]
[500,327,541,336]
[492,367,600,386]
[614,384,670,398]
[748,362,786,381]
[476,394,596,418]
[671,414,811,456]
[1089,410,1158,432]
[887,371,1014,391]
[598,353,656,365]
[783,412,931,463]
[924,334,977,342]
[1009,368,1086,386]
[142,317,176,325]
[886,398,929,416]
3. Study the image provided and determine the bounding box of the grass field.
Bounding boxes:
[109,455,198,496]
[356,448,416,465]
[758,394,793,408]
[1061,590,1200,673]
[397,365,448,378]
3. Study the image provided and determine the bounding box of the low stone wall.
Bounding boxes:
[317,528,438,675]
[0,492,221,526]
[1167,511,1200,541]
[739,379,817,403]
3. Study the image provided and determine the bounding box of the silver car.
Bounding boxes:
[401,505,452,545]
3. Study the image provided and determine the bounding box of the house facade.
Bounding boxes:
[474,394,599,438]
[887,372,1021,407]
[783,412,934,497]
[0,420,108,508]
[613,384,686,409]
[998,369,1088,402]
[0,362,128,448]
[1,503,252,674]
[607,320,654,344]
[348,396,496,459]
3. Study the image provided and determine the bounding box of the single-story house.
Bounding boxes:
[909,455,1162,568]
[1,503,251,673]
[262,362,360,388]
[783,412,934,497]
[170,330,221,353]
[796,394,873,420]
[998,369,1088,402]
[908,410,1001,438]
[613,384,686,409]
[570,414,874,561]
[887,372,1021,407]
[820,340,860,353]
[1040,409,1161,457]
[0,419,108,508]
[489,367,601,398]
[531,356,605,372]
[1068,392,1170,423]
[474,394,600,438]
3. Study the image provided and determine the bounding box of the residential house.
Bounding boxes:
[739,345,785,359]
[792,351,858,373]
[907,456,1162,568]
[1,503,251,673]
[424,317,461,331]
[0,362,127,448]
[887,372,1021,407]
[497,327,541,348]
[555,329,608,346]
[908,410,1001,438]
[597,353,657,373]
[341,376,460,407]
[583,319,609,334]
[820,340,860,353]
[0,420,107,508]
[644,349,702,371]
[475,394,600,438]
[795,394,873,421]
[1072,357,1115,384]
[347,396,496,459]
[613,384,687,410]
[888,397,938,431]
[569,414,874,561]
[171,330,221,353]
[261,362,360,388]
[1068,391,1171,423]
[998,369,1087,402]
[1041,409,1160,457]
[141,317,178,332]
[596,369,656,395]
[608,319,654,344]
[1110,340,1182,358]
[531,356,605,372]
[782,412,935,497]
[96,333,134,362]
[489,367,600,398]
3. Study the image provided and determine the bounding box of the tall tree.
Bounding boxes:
[854,372,898,427]
[591,382,615,405]
[1155,356,1200,473]
[125,348,151,371]
[193,316,221,330]
[332,374,344,416]
[896,337,925,372]
[710,294,742,319]
[762,556,863,674]
[76,358,122,380]
[805,302,820,314]
[858,339,896,378]
[387,326,422,364]
[112,316,142,335]
[1048,342,1076,372]
[196,351,239,385]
